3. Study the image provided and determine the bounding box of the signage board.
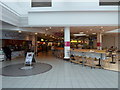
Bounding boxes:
[25,52,34,65]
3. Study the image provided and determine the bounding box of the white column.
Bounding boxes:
[97,33,102,50]
[64,27,70,60]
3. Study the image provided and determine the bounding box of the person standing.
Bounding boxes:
[51,45,55,55]
[2,45,12,61]
[108,46,115,57]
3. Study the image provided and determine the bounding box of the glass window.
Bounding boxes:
[32,0,52,7]
[99,0,119,6]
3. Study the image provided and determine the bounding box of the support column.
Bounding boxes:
[34,35,38,55]
[97,33,102,50]
[64,27,70,60]
[32,35,38,55]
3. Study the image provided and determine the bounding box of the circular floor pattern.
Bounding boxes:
[2,63,52,77]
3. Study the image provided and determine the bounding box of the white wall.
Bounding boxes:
[30,0,117,12]
[29,11,118,26]
[102,34,119,49]
[0,0,31,15]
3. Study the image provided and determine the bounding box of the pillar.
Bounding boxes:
[31,35,37,55]
[64,27,70,60]
[34,35,38,55]
[97,33,102,50]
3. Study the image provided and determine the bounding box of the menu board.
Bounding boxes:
[25,52,34,65]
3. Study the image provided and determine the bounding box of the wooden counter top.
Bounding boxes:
[55,47,64,50]
[55,48,106,54]
[70,49,107,54]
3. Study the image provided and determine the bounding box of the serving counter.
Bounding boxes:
[11,51,25,59]
[2,50,25,61]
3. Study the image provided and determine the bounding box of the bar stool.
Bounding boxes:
[73,55,80,64]
[101,57,111,69]
[89,57,95,68]
[85,57,91,66]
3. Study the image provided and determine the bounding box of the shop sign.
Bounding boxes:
[65,42,70,47]
[25,52,34,65]
[97,42,101,46]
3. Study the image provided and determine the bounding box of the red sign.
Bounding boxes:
[97,42,101,46]
[65,42,70,47]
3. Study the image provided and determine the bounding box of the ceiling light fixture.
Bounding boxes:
[90,29,92,31]
[18,31,22,33]
[35,33,38,35]
[101,27,104,29]
[79,32,84,34]
[74,34,86,36]
[92,33,96,34]
[61,29,63,31]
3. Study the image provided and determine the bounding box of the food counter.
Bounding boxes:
[0,49,4,61]
[2,50,25,61]
[11,51,25,59]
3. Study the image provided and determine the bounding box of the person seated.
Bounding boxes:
[70,55,75,60]
[108,46,115,52]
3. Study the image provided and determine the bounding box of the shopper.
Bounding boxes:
[2,45,12,61]
[108,46,115,57]
[51,45,55,55]
[108,46,115,52]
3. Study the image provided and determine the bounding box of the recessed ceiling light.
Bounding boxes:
[92,33,96,34]
[61,29,63,31]
[35,33,38,35]
[101,27,104,28]
[49,27,52,29]
[79,32,84,34]
[90,29,92,31]
[41,39,44,41]
[18,31,22,33]
[74,34,86,36]
[46,29,48,31]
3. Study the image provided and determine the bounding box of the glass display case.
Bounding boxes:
[0,48,5,61]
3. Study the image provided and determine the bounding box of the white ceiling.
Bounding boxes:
[23,26,118,35]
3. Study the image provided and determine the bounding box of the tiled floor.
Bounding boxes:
[1,52,118,88]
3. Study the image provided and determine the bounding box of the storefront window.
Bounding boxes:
[32,0,52,7]
[99,0,119,6]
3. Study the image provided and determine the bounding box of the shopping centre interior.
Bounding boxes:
[0,0,120,89]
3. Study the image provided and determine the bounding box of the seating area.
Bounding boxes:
[53,48,119,72]
[53,48,64,59]
[70,51,119,71]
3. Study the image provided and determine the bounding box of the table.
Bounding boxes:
[70,49,107,67]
